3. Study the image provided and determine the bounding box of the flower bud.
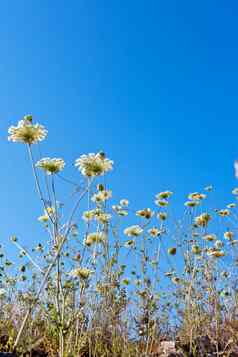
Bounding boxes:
[97,183,105,191]
[23,114,33,122]
[10,236,17,242]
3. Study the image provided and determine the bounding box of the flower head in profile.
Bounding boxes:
[117,210,128,216]
[120,199,129,207]
[36,158,65,175]
[195,213,211,227]
[171,277,181,285]
[232,187,238,195]
[69,267,94,280]
[84,232,106,246]
[164,271,174,278]
[157,212,168,221]
[136,208,154,219]
[217,209,230,217]
[75,152,113,177]
[184,200,200,208]
[95,212,112,224]
[214,240,224,249]
[203,233,216,241]
[207,249,225,258]
[124,239,135,248]
[8,115,47,144]
[45,206,55,216]
[155,199,169,207]
[124,225,143,237]
[38,215,49,223]
[227,203,236,209]
[83,208,107,223]
[156,191,173,200]
[224,231,234,240]
[148,227,161,237]
[112,205,128,216]
[38,206,55,222]
[82,210,95,221]
[91,190,112,203]
[188,192,206,201]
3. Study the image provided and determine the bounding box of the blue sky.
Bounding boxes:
[0,1,238,256]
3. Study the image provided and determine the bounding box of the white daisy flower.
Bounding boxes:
[84,232,106,246]
[214,240,224,249]
[120,199,129,207]
[36,158,65,175]
[224,231,234,240]
[203,234,216,241]
[217,209,230,217]
[69,267,94,279]
[8,116,47,144]
[148,227,160,237]
[136,208,154,219]
[227,203,236,209]
[155,199,169,207]
[112,205,128,216]
[75,152,113,177]
[82,210,95,221]
[95,212,112,224]
[184,200,200,208]
[124,239,135,248]
[124,225,143,237]
[156,191,173,199]
[207,249,225,258]
[91,190,112,203]
[38,215,49,223]
[188,192,206,201]
[195,213,211,227]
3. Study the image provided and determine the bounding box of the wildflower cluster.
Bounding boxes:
[3,116,238,356]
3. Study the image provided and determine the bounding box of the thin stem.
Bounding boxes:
[27,144,54,225]
[64,179,92,237]
[13,234,67,350]
[13,173,90,351]
[11,240,44,274]
[37,143,52,205]
[57,173,81,189]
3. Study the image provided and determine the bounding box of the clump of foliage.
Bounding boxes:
[1,115,238,356]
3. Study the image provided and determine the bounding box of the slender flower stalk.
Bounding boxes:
[13,234,67,350]
[27,144,55,226]
[10,238,44,273]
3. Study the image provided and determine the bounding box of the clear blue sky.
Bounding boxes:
[0,1,238,255]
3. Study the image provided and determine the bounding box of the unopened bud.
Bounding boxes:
[10,236,17,242]
[97,184,104,191]
[24,114,33,122]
